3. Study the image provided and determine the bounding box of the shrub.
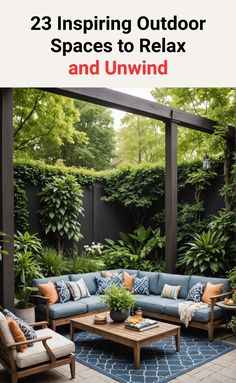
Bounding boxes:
[40,247,69,276]
[102,226,165,271]
[68,253,105,274]
[14,231,43,258]
[177,229,229,277]
[39,175,84,251]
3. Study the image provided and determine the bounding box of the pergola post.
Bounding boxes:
[0,88,14,310]
[165,120,178,273]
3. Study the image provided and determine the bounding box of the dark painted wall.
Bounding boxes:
[17,175,224,250]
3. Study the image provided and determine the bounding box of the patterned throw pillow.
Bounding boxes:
[187,282,206,303]
[161,283,181,300]
[133,276,150,295]
[3,309,37,340]
[66,279,90,301]
[54,280,71,303]
[95,275,123,294]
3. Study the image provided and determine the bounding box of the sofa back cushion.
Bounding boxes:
[122,269,139,275]
[138,271,159,295]
[157,273,190,299]
[33,275,69,288]
[69,272,101,295]
[189,276,230,294]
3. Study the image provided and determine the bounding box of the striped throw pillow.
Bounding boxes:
[161,283,181,300]
[67,279,90,301]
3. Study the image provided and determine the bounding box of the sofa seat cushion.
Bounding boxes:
[69,272,101,295]
[137,271,159,294]
[189,276,230,294]
[157,273,190,299]
[134,294,185,313]
[37,301,87,319]
[193,306,225,323]
[79,295,106,311]
[16,328,75,369]
[164,302,225,323]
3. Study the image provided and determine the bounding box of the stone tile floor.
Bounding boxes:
[0,328,235,383]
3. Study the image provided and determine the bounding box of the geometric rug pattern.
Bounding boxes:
[74,331,235,383]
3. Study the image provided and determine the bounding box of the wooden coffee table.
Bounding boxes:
[70,313,181,368]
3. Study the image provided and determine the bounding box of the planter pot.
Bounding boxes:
[15,303,35,324]
[110,309,129,323]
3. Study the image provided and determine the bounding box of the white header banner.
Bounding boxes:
[0,0,235,87]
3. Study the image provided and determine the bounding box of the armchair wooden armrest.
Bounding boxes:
[7,335,56,363]
[7,336,52,349]
[28,321,48,328]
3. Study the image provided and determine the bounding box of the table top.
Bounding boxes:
[71,312,180,342]
[216,301,236,310]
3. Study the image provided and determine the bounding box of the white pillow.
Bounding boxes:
[0,311,16,358]
[67,279,90,301]
[161,283,181,300]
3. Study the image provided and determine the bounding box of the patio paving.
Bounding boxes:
[0,329,235,383]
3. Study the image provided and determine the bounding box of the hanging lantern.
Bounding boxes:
[203,154,210,171]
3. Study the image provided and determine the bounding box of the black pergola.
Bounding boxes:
[0,88,234,310]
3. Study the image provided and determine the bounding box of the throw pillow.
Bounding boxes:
[187,282,206,303]
[102,271,118,278]
[3,309,37,340]
[54,280,71,303]
[6,317,27,352]
[38,280,58,306]
[67,279,90,301]
[133,276,150,295]
[123,271,136,291]
[201,282,223,305]
[161,283,181,300]
[95,276,112,294]
[0,312,16,358]
[112,274,123,288]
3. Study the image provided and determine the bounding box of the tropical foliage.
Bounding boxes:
[102,226,165,271]
[177,230,230,277]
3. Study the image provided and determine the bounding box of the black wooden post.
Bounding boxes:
[0,88,14,310]
[165,120,178,273]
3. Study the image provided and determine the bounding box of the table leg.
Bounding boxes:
[175,328,180,352]
[70,323,75,341]
[133,346,140,369]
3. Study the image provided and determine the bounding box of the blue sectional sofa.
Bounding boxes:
[32,269,232,342]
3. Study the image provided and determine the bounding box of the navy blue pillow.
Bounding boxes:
[187,282,206,302]
[54,280,71,303]
[133,276,150,295]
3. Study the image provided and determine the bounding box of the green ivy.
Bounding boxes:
[14,180,29,232]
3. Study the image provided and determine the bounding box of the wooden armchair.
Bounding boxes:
[0,317,75,383]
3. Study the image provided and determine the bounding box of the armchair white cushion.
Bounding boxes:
[16,328,75,368]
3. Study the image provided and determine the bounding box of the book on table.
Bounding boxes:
[125,318,159,331]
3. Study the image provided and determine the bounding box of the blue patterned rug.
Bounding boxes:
[74,331,235,383]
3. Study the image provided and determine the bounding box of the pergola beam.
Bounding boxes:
[0,89,14,310]
[43,88,235,137]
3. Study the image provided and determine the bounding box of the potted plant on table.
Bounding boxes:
[14,251,42,323]
[100,284,135,322]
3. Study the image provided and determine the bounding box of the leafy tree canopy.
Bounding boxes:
[62,100,115,170]
[151,88,235,162]
[116,114,165,166]
[13,89,87,162]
